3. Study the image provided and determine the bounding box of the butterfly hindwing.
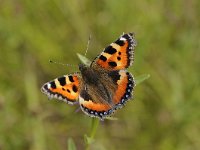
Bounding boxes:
[108,70,135,109]
[41,73,81,104]
[79,89,114,119]
[92,33,137,70]
[78,70,135,119]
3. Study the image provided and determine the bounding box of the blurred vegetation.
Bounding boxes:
[0,0,200,150]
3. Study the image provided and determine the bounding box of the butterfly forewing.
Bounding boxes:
[91,33,137,70]
[41,73,81,104]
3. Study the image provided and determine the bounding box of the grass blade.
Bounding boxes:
[135,74,150,85]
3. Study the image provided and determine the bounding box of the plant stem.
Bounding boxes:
[90,118,100,139]
[85,118,100,150]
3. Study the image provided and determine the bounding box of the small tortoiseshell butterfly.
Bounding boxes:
[41,33,137,119]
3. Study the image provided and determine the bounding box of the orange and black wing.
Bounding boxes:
[78,70,135,119]
[91,33,137,70]
[79,89,114,119]
[110,70,135,109]
[41,73,81,104]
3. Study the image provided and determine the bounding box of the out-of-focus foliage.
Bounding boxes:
[0,0,199,149]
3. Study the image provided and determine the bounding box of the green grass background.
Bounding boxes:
[0,0,199,149]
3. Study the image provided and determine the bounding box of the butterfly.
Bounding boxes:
[41,33,137,119]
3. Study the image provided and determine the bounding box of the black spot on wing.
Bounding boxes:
[50,81,56,89]
[99,55,107,61]
[117,56,121,60]
[108,61,117,67]
[104,46,117,54]
[108,71,120,83]
[115,39,125,46]
[72,85,78,93]
[68,76,74,82]
[58,76,66,86]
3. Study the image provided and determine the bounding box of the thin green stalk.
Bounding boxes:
[90,118,100,139]
[85,118,100,150]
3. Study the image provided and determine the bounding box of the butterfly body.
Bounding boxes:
[41,33,137,119]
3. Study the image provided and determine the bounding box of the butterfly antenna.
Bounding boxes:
[49,60,76,67]
[84,34,91,56]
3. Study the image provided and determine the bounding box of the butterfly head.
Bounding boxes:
[78,63,91,77]
[79,63,99,84]
[78,63,88,72]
